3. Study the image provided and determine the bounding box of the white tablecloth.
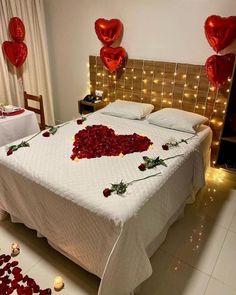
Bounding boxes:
[0,109,40,147]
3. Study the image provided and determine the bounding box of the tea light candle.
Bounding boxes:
[54,276,64,291]
[11,242,20,256]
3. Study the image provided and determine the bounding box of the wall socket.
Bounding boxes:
[95,90,103,97]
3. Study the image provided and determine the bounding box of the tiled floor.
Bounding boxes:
[0,168,236,294]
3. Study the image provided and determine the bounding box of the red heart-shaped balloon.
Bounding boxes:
[100,46,127,73]
[2,41,28,68]
[95,18,123,46]
[9,17,25,42]
[205,15,236,52]
[205,53,235,87]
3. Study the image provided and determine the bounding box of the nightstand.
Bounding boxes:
[78,100,106,114]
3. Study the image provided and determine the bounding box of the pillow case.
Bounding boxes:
[101,100,154,119]
[147,108,208,133]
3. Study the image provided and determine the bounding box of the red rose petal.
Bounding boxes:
[4,255,11,262]
[12,267,22,275]
[11,261,19,267]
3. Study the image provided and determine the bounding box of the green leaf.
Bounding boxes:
[49,126,58,135]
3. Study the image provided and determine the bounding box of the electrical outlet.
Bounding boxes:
[95,90,103,97]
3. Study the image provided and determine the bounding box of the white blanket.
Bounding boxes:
[0,113,212,294]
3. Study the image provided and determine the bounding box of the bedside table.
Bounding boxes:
[78,100,106,114]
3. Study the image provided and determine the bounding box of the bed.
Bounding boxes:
[0,110,212,295]
[0,55,229,294]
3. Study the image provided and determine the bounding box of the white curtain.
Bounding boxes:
[0,0,55,125]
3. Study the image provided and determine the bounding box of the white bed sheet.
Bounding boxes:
[0,113,212,295]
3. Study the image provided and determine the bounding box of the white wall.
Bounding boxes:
[44,0,236,122]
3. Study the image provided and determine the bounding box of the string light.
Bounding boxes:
[184,84,187,87]
[196,75,200,79]
[182,74,187,78]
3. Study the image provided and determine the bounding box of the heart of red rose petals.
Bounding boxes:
[71,125,152,160]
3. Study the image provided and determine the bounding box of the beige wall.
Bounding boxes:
[44,0,236,122]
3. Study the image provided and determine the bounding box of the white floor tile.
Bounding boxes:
[140,249,209,295]
[205,278,236,295]
[186,181,236,230]
[160,213,227,275]
[212,231,236,289]
[27,244,99,294]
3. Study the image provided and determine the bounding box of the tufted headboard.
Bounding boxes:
[89,55,232,163]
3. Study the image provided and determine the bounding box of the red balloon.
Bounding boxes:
[205,15,236,52]
[2,41,28,68]
[95,18,123,46]
[9,17,25,42]
[100,46,127,73]
[205,53,235,87]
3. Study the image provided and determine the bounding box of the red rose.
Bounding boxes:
[42,131,50,137]
[77,119,83,125]
[138,163,146,171]
[162,144,169,151]
[7,149,13,156]
[103,188,111,197]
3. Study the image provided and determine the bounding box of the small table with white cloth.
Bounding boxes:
[0,109,40,147]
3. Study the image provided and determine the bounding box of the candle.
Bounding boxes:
[54,276,64,291]
[11,242,20,256]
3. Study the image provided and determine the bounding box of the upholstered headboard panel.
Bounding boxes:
[89,55,231,163]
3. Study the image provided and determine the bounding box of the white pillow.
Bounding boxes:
[147,108,208,133]
[101,100,154,119]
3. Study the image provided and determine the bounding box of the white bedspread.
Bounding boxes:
[0,113,212,295]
